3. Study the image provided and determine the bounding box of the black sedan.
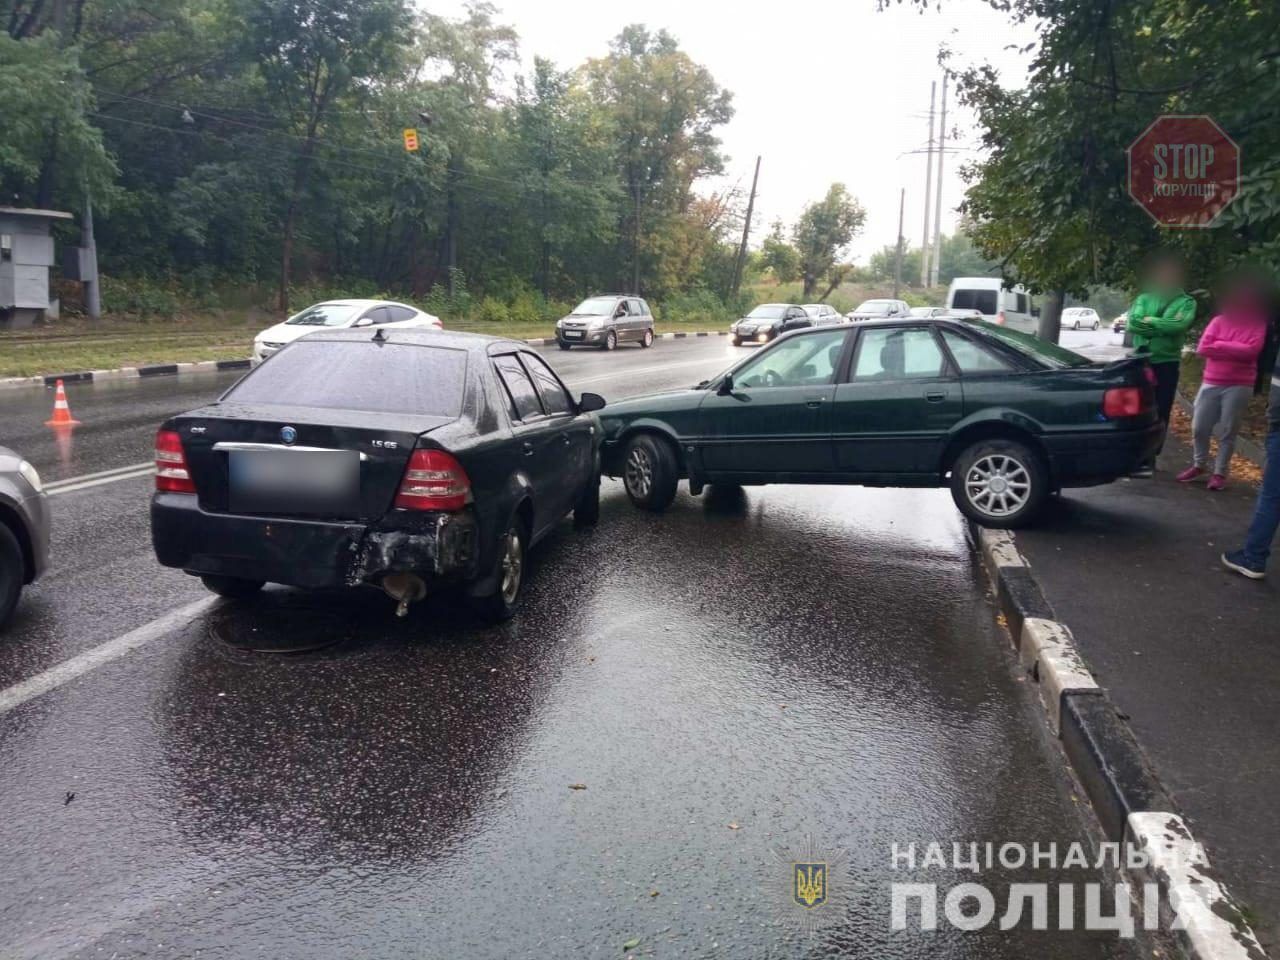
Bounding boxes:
[151,329,605,620]
[729,303,812,345]
[599,318,1161,528]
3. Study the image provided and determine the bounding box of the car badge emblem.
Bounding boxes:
[280,425,297,444]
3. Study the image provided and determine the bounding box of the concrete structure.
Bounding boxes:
[0,207,74,329]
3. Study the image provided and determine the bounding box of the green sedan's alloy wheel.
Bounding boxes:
[950,438,1048,529]
[498,529,523,605]
[622,434,678,512]
[604,330,618,351]
[641,328,654,348]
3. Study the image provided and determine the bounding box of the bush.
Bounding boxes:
[475,296,510,323]
[100,276,183,318]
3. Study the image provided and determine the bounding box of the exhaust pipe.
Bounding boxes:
[382,573,426,618]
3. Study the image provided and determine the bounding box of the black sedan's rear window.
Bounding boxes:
[226,340,467,415]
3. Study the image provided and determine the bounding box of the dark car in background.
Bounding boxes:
[0,446,50,628]
[600,318,1160,528]
[151,330,605,621]
[556,294,655,351]
[730,303,812,345]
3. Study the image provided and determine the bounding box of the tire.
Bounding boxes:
[1072,320,1081,330]
[558,340,571,351]
[731,337,742,347]
[603,329,618,351]
[471,521,528,622]
[574,460,601,527]
[622,433,679,512]
[0,523,24,629]
[641,328,654,348]
[200,574,265,599]
[1093,321,1100,331]
[949,438,1049,529]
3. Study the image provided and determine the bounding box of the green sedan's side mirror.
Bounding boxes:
[578,392,606,412]
[717,373,734,396]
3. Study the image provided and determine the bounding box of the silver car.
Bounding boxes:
[0,446,50,628]
[802,303,844,326]
[556,294,656,351]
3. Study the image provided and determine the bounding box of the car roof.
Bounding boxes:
[755,302,795,308]
[311,299,385,308]
[296,327,527,353]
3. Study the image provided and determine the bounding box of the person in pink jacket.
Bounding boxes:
[1177,275,1271,490]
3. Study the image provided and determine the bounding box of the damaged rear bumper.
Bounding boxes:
[150,493,478,589]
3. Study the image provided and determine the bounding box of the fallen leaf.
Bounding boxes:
[622,938,640,951]
[649,890,660,897]
[569,783,587,790]
[727,822,740,830]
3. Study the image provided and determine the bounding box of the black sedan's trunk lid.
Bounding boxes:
[172,402,452,521]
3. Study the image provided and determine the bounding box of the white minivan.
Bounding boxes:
[946,278,1036,333]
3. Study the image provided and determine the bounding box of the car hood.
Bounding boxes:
[255,321,328,344]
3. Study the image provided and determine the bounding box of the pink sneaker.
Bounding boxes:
[1175,466,1206,483]
[1208,474,1227,491]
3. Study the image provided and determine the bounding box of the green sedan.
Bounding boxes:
[599,318,1162,528]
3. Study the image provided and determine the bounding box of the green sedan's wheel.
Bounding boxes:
[950,438,1048,529]
[622,434,678,512]
[603,329,618,351]
[641,328,654,348]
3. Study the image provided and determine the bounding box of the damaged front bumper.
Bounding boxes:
[150,493,478,589]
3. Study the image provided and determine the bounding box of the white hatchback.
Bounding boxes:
[1062,307,1101,331]
[253,299,442,362]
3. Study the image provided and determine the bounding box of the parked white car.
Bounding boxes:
[946,277,1036,333]
[802,303,844,326]
[846,299,910,321]
[1063,307,1102,331]
[253,299,442,362]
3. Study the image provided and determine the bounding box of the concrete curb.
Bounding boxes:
[0,331,731,391]
[970,522,1267,959]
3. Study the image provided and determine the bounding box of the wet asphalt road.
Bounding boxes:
[0,334,1139,958]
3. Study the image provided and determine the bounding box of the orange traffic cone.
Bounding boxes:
[45,379,81,427]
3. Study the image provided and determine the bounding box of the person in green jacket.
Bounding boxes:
[1127,252,1197,477]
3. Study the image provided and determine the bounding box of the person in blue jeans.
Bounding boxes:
[1222,348,1280,579]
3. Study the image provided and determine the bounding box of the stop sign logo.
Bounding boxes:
[1127,115,1239,228]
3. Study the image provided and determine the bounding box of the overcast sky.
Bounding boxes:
[435,0,1035,263]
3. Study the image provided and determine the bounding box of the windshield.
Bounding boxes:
[854,300,893,314]
[971,320,1093,369]
[284,303,366,327]
[746,304,788,320]
[908,307,934,317]
[570,297,619,316]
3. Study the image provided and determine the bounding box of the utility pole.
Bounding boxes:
[929,72,948,289]
[919,81,936,288]
[81,188,100,321]
[730,155,761,301]
[893,187,905,300]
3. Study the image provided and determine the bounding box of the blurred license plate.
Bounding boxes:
[564,330,583,339]
[228,449,359,515]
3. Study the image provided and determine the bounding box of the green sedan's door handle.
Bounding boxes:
[804,396,826,409]
[924,390,947,403]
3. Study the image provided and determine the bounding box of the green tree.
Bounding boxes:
[584,25,733,294]
[760,219,800,282]
[235,0,414,308]
[793,183,866,298]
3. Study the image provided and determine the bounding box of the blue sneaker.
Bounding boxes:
[1222,551,1266,580]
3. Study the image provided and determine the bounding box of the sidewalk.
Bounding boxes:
[1014,430,1280,951]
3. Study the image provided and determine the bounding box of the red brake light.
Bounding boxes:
[155,429,195,493]
[1103,387,1148,418]
[395,448,470,511]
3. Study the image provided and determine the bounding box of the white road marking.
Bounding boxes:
[46,462,154,496]
[568,356,726,387]
[0,597,218,715]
